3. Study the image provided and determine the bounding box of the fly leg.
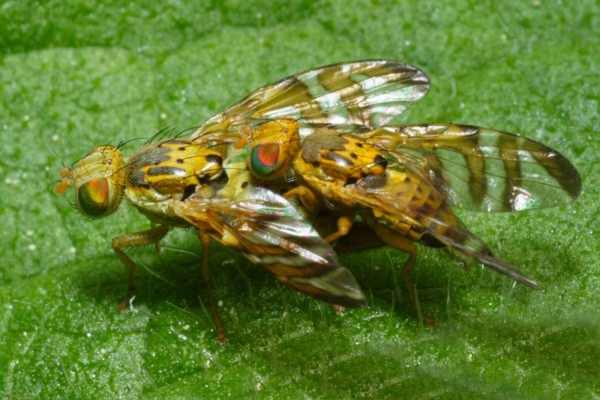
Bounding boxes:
[283,185,320,215]
[283,186,353,245]
[332,223,384,253]
[320,216,354,315]
[199,233,226,343]
[324,216,353,244]
[112,225,170,311]
[371,223,424,325]
[284,188,358,314]
[284,186,352,244]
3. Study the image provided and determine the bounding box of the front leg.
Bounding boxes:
[112,225,170,310]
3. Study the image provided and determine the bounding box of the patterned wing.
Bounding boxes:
[368,124,581,212]
[349,160,539,288]
[173,187,366,307]
[191,60,429,142]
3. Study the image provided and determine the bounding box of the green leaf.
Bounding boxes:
[1,1,599,399]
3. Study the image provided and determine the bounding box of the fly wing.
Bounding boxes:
[367,124,581,212]
[191,60,429,143]
[415,205,540,288]
[213,186,338,266]
[350,161,539,288]
[173,187,366,307]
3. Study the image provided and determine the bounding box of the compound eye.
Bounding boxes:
[250,143,281,177]
[77,178,110,217]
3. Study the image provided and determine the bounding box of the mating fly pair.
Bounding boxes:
[56,60,581,340]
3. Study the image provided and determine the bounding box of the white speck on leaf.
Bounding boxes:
[4,176,20,185]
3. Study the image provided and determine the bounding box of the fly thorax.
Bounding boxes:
[126,140,226,201]
[298,132,389,184]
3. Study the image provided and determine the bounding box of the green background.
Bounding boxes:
[1,1,598,398]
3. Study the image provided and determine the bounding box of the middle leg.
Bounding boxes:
[371,223,424,325]
[198,232,226,343]
[324,216,353,244]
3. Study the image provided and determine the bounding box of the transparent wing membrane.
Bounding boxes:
[369,124,581,212]
[192,60,429,142]
[173,187,366,306]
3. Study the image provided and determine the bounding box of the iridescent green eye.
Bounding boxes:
[77,178,110,217]
[250,143,281,177]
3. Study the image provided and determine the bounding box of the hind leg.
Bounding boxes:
[371,224,424,325]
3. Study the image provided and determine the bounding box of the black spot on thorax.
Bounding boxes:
[358,174,387,189]
[205,154,223,165]
[209,170,229,191]
[374,154,388,169]
[182,185,196,200]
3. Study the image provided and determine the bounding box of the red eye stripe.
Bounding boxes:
[256,143,280,167]
[88,178,109,202]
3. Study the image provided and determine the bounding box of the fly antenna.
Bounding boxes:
[54,167,73,195]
